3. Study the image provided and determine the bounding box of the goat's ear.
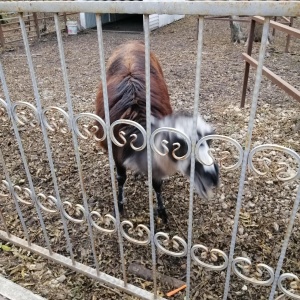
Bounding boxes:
[169,135,189,159]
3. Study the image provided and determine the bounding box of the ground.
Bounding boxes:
[0,15,299,300]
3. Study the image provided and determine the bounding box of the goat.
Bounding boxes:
[95,41,219,223]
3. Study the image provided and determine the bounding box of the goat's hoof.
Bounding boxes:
[133,172,143,181]
[157,208,168,224]
[114,204,124,218]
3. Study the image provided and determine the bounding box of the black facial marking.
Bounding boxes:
[197,129,215,146]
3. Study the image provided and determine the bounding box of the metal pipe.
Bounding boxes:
[185,16,204,300]
[0,1,299,17]
[143,14,158,298]
[223,17,271,299]
[268,185,300,299]
[95,13,127,283]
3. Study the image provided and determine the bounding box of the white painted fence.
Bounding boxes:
[0,1,299,300]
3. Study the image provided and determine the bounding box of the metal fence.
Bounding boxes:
[0,1,300,299]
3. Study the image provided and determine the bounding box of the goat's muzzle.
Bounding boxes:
[194,161,219,199]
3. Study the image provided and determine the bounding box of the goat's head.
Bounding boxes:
[153,112,219,199]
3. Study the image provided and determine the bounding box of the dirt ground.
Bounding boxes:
[0,15,299,300]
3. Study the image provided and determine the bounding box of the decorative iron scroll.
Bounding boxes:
[154,232,187,257]
[0,98,7,119]
[196,135,243,170]
[191,244,228,271]
[110,119,147,151]
[150,127,192,160]
[276,273,300,300]
[1,181,58,212]
[36,194,58,214]
[0,180,9,198]
[1,180,32,205]
[248,144,300,182]
[232,257,275,286]
[42,106,71,134]
[11,183,32,206]
[62,201,85,224]
[12,101,40,127]
[73,112,106,141]
[120,220,150,245]
[89,211,116,234]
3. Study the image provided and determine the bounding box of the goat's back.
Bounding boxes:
[95,41,172,150]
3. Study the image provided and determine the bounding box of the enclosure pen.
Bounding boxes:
[0,1,300,300]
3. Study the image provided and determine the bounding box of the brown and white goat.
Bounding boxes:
[95,41,219,223]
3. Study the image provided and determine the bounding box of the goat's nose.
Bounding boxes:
[207,163,219,187]
[213,163,220,186]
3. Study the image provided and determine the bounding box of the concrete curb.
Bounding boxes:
[0,276,46,300]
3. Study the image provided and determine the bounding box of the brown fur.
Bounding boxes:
[95,41,172,156]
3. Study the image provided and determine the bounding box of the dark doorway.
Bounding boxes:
[102,14,143,32]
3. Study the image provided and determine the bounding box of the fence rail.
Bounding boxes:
[0,1,300,300]
[0,12,78,47]
[0,1,300,16]
[241,16,300,107]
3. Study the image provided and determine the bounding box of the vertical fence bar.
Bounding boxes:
[0,69,31,244]
[0,147,28,240]
[0,53,52,254]
[0,149,12,238]
[222,18,270,300]
[95,13,127,283]
[19,13,76,264]
[143,14,158,298]
[268,185,300,300]
[53,13,100,273]
[185,16,205,300]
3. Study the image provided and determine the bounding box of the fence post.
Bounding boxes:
[0,21,5,47]
[285,17,294,53]
[63,13,67,31]
[33,12,40,39]
[272,16,277,36]
[241,19,256,108]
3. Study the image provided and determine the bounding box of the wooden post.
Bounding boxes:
[196,16,199,40]
[33,13,40,39]
[63,13,68,31]
[241,19,256,108]
[272,16,277,37]
[0,21,4,48]
[285,17,294,53]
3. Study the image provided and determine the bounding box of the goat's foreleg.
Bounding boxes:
[153,179,168,223]
[116,165,126,215]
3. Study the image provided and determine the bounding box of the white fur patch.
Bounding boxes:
[198,142,215,172]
